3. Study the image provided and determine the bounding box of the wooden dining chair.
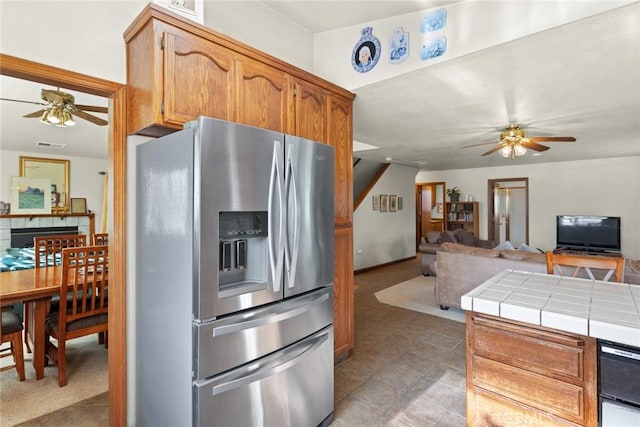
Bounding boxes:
[23,234,88,353]
[34,234,87,268]
[92,233,108,246]
[45,245,109,386]
[1,307,26,381]
[546,251,625,283]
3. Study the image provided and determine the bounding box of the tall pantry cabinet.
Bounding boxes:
[124,4,356,359]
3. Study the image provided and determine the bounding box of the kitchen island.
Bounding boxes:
[462,270,640,426]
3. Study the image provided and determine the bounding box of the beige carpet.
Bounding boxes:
[375,275,466,323]
[0,335,108,427]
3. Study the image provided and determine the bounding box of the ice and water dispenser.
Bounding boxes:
[218,211,268,293]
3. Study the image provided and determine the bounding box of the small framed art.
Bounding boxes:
[70,197,87,214]
[372,195,380,210]
[10,176,51,214]
[389,195,397,212]
[380,195,388,212]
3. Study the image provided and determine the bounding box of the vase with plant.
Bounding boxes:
[446,187,461,202]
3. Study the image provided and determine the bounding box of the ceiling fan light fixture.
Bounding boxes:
[39,110,51,125]
[514,144,527,157]
[61,110,75,127]
[47,107,61,124]
[498,145,512,158]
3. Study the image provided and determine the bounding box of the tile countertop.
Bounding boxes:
[461,269,640,348]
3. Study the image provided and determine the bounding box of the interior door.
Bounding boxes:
[415,182,444,249]
[488,178,529,247]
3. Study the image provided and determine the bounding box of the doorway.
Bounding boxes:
[415,181,445,250]
[488,178,529,247]
[0,54,127,424]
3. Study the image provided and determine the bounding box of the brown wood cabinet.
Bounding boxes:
[124,3,355,359]
[445,201,478,236]
[466,312,597,426]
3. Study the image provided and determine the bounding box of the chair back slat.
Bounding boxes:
[34,234,86,268]
[546,251,625,283]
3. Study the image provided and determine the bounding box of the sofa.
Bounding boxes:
[419,229,495,276]
[434,242,640,310]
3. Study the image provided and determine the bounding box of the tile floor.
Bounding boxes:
[17,258,466,426]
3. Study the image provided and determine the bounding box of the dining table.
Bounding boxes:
[1,266,65,379]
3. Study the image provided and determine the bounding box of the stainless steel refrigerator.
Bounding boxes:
[135,117,335,427]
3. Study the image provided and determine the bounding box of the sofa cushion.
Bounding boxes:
[426,231,441,244]
[500,250,546,263]
[442,242,500,258]
[453,229,477,246]
[439,230,457,244]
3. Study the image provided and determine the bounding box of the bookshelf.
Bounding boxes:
[444,201,479,236]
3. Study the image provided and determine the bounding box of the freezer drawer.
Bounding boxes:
[194,287,333,379]
[194,326,334,427]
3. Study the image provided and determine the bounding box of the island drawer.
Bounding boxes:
[471,314,586,381]
[472,355,585,420]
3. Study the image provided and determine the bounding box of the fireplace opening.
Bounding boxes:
[10,227,79,248]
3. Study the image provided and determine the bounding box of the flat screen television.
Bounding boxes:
[556,215,621,253]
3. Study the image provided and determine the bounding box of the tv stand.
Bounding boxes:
[554,247,623,258]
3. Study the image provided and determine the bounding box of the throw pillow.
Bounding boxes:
[426,231,441,244]
[439,230,457,244]
[493,241,515,251]
[517,243,539,253]
[454,229,477,246]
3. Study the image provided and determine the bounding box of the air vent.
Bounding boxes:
[36,141,66,149]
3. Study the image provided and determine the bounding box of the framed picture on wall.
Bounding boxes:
[70,197,87,214]
[389,195,397,212]
[397,197,403,211]
[380,194,388,212]
[10,176,51,214]
[372,195,380,210]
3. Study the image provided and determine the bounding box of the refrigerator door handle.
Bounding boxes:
[210,290,330,337]
[209,330,329,396]
[285,149,300,288]
[268,140,285,292]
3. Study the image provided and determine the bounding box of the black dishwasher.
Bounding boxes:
[598,340,640,426]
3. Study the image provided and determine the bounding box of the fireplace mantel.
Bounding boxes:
[0,213,95,250]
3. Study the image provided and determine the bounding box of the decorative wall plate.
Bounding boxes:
[421,36,447,60]
[421,8,447,33]
[389,27,409,64]
[352,27,381,73]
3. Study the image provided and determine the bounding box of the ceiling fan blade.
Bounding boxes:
[0,97,47,107]
[75,104,108,114]
[520,141,550,152]
[72,109,108,126]
[481,144,503,156]
[23,109,46,118]
[529,136,576,142]
[460,141,500,149]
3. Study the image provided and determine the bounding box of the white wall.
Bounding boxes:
[1,149,108,230]
[415,156,640,259]
[354,164,417,270]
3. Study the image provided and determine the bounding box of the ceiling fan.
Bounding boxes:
[0,88,108,127]
[461,124,576,158]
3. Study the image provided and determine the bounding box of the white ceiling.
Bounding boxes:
[1,1,638,170]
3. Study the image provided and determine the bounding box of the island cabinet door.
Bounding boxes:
[466,313,598,427]
[163,29,236,127]
[235,59,292,134]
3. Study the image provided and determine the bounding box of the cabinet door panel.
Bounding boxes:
[326,96,353,227]
[236,60,291,133]
[164,31,235,125]
[294,79,326,142]
[333,227,354,358]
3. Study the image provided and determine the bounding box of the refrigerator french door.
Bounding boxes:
[136,117,335,427]
[195,117,335,319]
